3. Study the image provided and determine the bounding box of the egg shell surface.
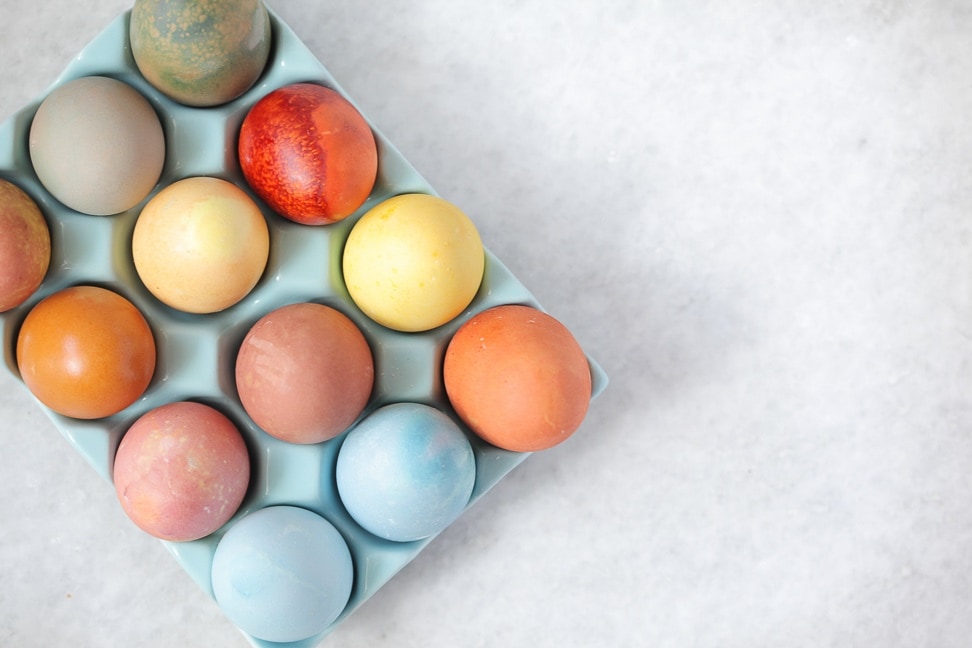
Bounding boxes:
[130,0,272,107]
[235,302,374,444]
[211,505,354,643]
[28,75,165,216]
[0,179,50,312]
[444,304,592,452]
[113,401,251,542]
[132,176,270,314]
[15,285,156,420]
[342,193,485,332]
[238,83,378,225]
[336,402,476,542]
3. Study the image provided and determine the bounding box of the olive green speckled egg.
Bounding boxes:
[130,0,272,107]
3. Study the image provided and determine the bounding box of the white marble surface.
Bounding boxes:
[2,0,972,646]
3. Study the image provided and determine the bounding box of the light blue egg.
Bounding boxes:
[210,506,354,643]
[336,402,477,543]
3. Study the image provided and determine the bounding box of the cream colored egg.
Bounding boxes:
[133,177,269,314]
[342,193,485,332]
[29,76,165,216]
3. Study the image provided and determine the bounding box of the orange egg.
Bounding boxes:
[443,304,592,452]
[16,285,156,419]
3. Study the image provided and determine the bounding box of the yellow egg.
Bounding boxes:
[342,194,484,332]
[133,177,269,314]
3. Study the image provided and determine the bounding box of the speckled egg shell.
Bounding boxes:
[28,76,165,216]
[130,0,272,107]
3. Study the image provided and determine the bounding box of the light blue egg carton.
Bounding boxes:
[0,7,608,647]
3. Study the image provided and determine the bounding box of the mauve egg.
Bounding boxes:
[235,302,374,444]
[113,401,250,542]
[444,304,592,452]
[29,76,165,216]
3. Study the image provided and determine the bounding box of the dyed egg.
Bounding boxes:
[238,83,378,225]
[132,177,269,314]
[16,286,156,419]
[0,179,50,312]
[130,0,271,107]
[211,506,353,643]
[28,76,165,215]
[336,403,476,542]
[342,194,485,332]
[235,302,373,444]
[444,304,592,452]
[113,401,250,542]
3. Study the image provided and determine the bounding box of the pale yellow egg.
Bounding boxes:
[133,177,269,314]
[342,194,485,332]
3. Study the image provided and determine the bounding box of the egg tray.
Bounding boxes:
[0,7,608,647]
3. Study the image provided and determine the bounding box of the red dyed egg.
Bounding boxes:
[238,83,378,225]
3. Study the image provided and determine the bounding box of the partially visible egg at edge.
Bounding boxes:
[0,179,50,312]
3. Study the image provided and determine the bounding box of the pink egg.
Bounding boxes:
[113,401,250,542]
[235,302,374,444]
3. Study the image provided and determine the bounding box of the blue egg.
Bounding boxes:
[336,402,477,542]
[210,506,354,643]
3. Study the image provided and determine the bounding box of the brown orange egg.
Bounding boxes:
[443,304,592,452]
[235,302,374,444]
[16,285,156,419]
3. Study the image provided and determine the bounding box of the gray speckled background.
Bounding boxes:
[2,1,972,646]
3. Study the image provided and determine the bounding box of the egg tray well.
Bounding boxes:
[0,7,608,648]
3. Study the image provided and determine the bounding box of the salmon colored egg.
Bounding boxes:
[0,179,50,312]
[113,401,251,542]
[16,286,156,420]
[238,83,378,225]
[132,177,270,314]
[235,302,374,444]
[342,194,485,332]
[443,304,592,452]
